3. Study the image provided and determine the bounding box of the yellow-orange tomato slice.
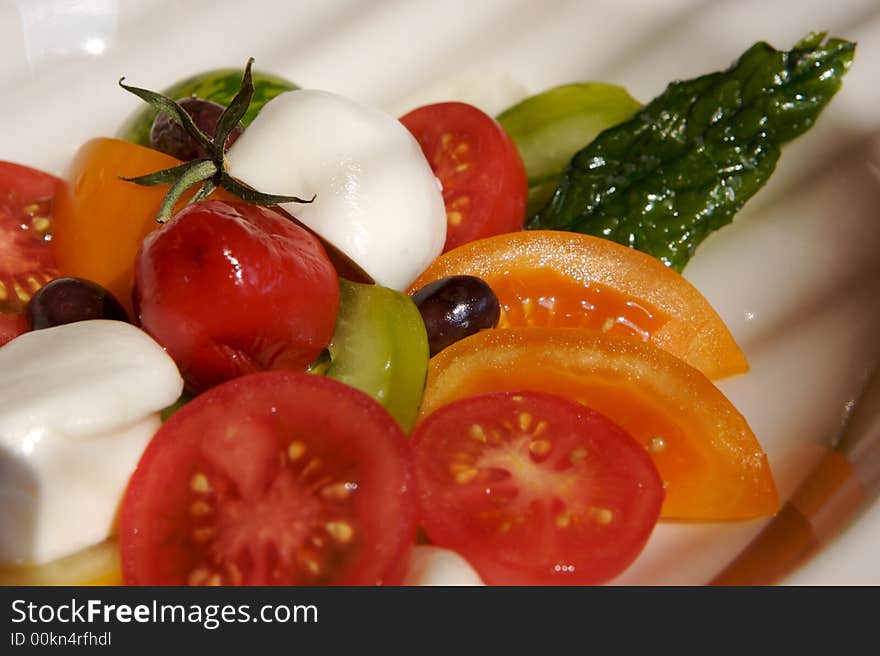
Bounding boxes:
[52,138,231,318]
[0,538,122,586]
[409,230,747,380]
[419,328,777,520]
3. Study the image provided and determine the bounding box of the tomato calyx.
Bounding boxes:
[119,58,313,223]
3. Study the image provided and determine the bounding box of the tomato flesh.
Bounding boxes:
[420,328,778,520]
[120,371,415,586]
[409,230,748,380]
[412,391,663,585]
[0,161,59,316]
[0,311,26,347]
[400,102,527,252]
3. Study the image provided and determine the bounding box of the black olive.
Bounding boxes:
[27,277,130,330]
[411,275,500,356]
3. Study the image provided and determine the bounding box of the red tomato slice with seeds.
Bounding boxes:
[400,102,527,252]
[120,371,416,586]
[411,391,664,585]
[0,161,59,317]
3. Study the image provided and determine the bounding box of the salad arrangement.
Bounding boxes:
[0,32,853,586]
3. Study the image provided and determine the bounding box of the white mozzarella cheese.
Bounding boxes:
[0,320,183,564]
[226,89,446,291]
[403,545,485,586]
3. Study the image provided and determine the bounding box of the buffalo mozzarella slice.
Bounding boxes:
[0,320,183,564]
[226,89,446,290]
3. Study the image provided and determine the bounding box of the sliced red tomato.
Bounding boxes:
[120,371,416,586]
[400,102,527,252]
[0,161,59,320]
[420,328,778,520]
[412,391,663,585]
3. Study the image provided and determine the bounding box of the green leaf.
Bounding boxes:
[120,58,314,221]
[155,159,218,223]
[529,33,855,271]
[120,161,198,186]
[212,58,255,160]
[220,173,315,206]
[190,178,218,204]
[118,78,214,154]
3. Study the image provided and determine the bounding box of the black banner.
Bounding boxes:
[0,585,873,651]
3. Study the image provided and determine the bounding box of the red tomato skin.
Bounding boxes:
[400,102,528,252]
[120,371,417,586]
[0,161,60,316]
[0,311,26,346]
[134,200,339,392]
[0,161,59,205]
[411,391,664,585]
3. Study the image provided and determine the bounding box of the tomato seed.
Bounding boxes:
[320,481,353,501]
[469,424,487,443]
[189,500,213,517]
[287,440,307,461]
[528,439,552,457]
[31,216,51,233]
[298,553,321,576]
[591,507,614,525]
[188,568,210,585]
[13,282,30,303]
[190,472,211,493]
[324,521,355,544]
[451,464,479,485]
[300,457,323,479]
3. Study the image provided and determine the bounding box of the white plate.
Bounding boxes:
[1,0,879,585]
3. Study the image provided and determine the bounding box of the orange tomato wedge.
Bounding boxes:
[409,230,747,380]
[419,328,778,520]
[52,138,231,318]
[0,538,122,586]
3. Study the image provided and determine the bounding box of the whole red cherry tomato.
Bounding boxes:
[134,200,339,392]
[399,102,528,252]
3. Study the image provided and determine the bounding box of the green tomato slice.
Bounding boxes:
[117,68,297,147]
[497,83,641,215]
[324,279,429,433]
